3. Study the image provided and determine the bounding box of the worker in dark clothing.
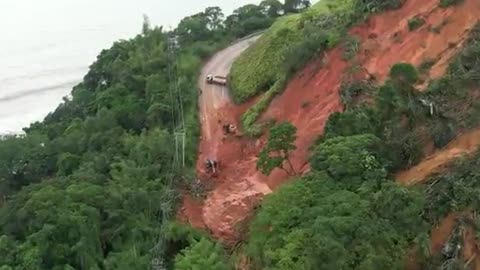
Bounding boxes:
[223,124,230,134]
[205,159,219,174]
[222,123,237,135]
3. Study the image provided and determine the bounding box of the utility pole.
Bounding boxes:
[151,28,187,270]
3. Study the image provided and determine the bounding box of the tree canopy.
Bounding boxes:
[257,122,297,176]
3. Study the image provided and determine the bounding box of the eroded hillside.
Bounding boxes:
[181,0,480,252]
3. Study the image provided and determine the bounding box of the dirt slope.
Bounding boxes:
[180,0,480,244]
[397,129,480,185]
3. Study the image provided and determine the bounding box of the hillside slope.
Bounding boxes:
[182,0,480,249]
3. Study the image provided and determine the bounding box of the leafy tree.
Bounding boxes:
[260,0,284,17]
[142,14,151,35]
[310,134,388,191]
[323,107,381,139]
[247,171,425,270]
[257,122,297,176]
[389,62,419,85]
[174,238,231,270]
[57,153,81,176]
[0,134,55,192]
[176,12,211,45]
[204,7,224,31]
[284,0,310,13]
[355,0,405,14]
[225,4,273,38]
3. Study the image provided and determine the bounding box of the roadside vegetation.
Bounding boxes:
[234,0,407,136]
[0,3,281,269]
[439,0,465,8]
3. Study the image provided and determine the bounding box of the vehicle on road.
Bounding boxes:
[206,74,227,86]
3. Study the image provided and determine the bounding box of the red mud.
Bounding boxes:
[351,0,480,85]
[426,211,480,270]
[396,129,480,185]
[179,0,480,244]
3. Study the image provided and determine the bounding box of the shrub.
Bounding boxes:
[389,63,419,85]
[339,80,374,109]
[229,15,301,103]
[174,238,231,270]
[310,134,388,190]
[408,16,425,31]
[439,0,464,8]
[385,130,424,170]
[323,107,381,140]
[430,121,456,148]
[354,0,405,17]
[342,35,361,60]
[241,77,286,136]
[418,58,436,74]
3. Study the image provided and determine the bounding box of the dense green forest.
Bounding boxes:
[0,2,297,269]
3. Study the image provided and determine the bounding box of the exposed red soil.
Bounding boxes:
[352,0,480,85]
[424,212,480,269]
[396,129,480,185]
[430,212,462,255]
[179,0,480,244]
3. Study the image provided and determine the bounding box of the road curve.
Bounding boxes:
[198,36,261,142]
[181,35,273,243]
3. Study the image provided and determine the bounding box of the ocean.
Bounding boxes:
[0,0,258,134]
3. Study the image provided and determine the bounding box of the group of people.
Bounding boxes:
[203,123,237,176]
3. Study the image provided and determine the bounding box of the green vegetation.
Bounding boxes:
[408,16,426,31]
[342,35,361,60]
[246,25,480,267]
[324,63,426,170]
[418,58,436,74]
[423,153,480,224]
[326,21,480,165]
[241,75,286,136]
[422,23,480,144]
[340,79,375,109]
[257,122,297,176]
[248,138,426,269]
[429,18,450,34]
[0,4,279,269]
[417,152,480,268]
[232,0,406,135]
[439,0,464,8]
[174,238,231,270]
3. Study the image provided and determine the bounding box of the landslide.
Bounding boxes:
[263,0,480,184]
[183,0,480,247]
[238,0,480,268]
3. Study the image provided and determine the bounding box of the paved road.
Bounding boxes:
[198,35,261,141]
[190,34,270,242]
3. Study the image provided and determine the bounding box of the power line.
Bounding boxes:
[151,29,187,270]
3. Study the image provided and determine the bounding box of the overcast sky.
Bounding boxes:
[0,0,262,37]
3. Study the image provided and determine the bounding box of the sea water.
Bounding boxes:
[0,0,257,134]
